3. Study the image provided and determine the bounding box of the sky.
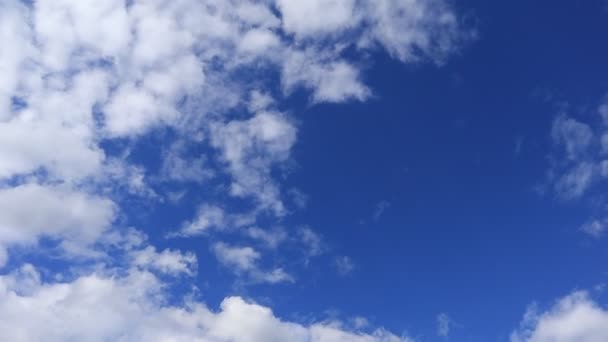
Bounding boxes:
[1,0,608,341]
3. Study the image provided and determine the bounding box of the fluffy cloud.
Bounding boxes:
[276,0,357,37]
[130,246,197,276]
[0,183,115,266]
[282,49,371,103]
[511,291,608,342]
[0,264,411,342]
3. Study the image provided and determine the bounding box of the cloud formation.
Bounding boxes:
[545,96,608,239]
[0,0,470,339]
[511,291,608,342]
[0,263,411,342]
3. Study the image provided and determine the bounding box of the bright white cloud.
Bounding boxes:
[276,0,358,37]
[0,119,104,181]
[511,291,608,342]
[0,183,115,267]
[0,264,410,342]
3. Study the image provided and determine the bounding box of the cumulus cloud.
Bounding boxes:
[0,183,115,266]
[276,0,357,38]
[511,291,608,342]
[0,264,410,342]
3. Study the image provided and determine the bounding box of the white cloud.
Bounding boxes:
[0,1,35,120]
[0,264,410,342]
[33,0,131,70]
[511,291,608,342]
[277,0,358,38]
[160,140,214,184]
[210,111,297,215]
[0,183,115,267]
[0,0,470,339]
[437,313,451,338]
[213,242,260,272]
[247,226,288,249]
[0,119,104,181]
[131,246,197,276]
[361,0,469,63]
[238,28,281,54]
[282,49,371,103]
[175,204,226,237]
[212,242,293,284]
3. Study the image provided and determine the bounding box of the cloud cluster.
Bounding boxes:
[0,0,470,339]
[0,263,411,342]
[511,291,608,342]
[547,98,608,238]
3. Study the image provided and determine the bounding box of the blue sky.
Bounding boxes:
[1,0,608,341]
